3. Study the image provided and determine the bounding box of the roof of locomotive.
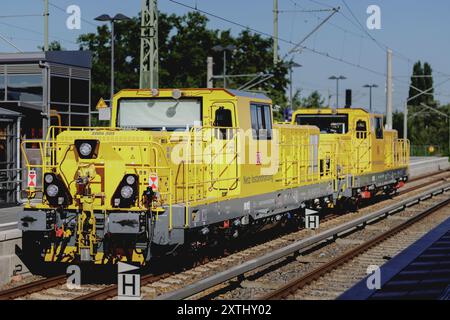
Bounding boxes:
[114,88,271,102]
[293,107,383,117]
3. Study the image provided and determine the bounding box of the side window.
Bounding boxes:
[374,117,383,139]
[214,107,233,139]
[250,105,258,139]
[263,105,273,139]
[214,107,232,127]
[356,120,367,139]
[250,104,272,140]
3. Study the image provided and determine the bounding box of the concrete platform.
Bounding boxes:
[0,228,28,287]
[409,156,450,179]
[339,216,450,300]
[0,206,23,228]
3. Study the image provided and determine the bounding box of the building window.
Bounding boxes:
[50,76,69,103]
[70,78,89,104]
[0,74,4,100]
[71,115,89,127]
[250,103,272,140]
[6,74,43,102]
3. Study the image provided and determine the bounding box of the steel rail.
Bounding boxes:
[0,275,67,300]
[399,173,450,195]
[155,183,450,300]
[261,193,450,299]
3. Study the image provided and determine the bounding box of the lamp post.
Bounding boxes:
[95,13,131,107]
[329,75,346,108]
[363,84,378,113]
[282,61,302,114]
[212,44,236,88]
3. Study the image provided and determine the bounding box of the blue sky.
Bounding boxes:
[1,0,450,113]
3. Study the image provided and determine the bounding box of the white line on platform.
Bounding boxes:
[0,222,18,228]
[410,159,449,166]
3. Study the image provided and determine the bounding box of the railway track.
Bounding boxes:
[0,275,67,300]
[1,170,449,300]
[261,197,450,300]
[155,183,450,300]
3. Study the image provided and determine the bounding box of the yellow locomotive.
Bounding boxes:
[18,88,409,265]
[292,107,409,208]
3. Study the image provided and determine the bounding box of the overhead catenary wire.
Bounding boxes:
[167,0,386,78]
[285,6,340,57]
[0,32,23,52]
[339,0,450,78]
[0,14,42,18]
[0,20,77,46]
[289,0,366,39]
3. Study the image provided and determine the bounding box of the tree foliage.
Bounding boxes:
[291,89,326,110]
[394,61,449,155]
[38,40,64,51]
[408,61,434,106]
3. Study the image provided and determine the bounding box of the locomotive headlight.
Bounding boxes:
[120,185,134,199]
[44,174,54,184]
[126,175,136,185]
[79,143,93,156]
[75,139,99,159]
[46,184,59,197]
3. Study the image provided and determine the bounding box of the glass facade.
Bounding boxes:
[6,74,43,102]
[50,76,69,103]
[0,61,91,131]
[49,73,90,127]
[0,74,4,100]
[0,73,5,101]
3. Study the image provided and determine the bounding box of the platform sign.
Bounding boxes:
[305,215,319,229]
[27,170,37,188]
[305,208,319,229]
[118,262,141,300]
[98,107,111,121]
[149,173,158,191]
[96,97,108,110]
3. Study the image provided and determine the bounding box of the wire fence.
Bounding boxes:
[410,145,445,157]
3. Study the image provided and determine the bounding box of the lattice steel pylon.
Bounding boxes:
[140,0,158,89]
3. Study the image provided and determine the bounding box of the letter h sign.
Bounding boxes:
[118,262,141,300]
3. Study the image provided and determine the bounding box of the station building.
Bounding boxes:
[0,51,92,204]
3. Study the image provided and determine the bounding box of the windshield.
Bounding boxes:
[295,114,348,134]
[117,98,202,130]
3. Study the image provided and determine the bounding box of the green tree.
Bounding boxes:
[408,61,434,106]
[78,16,142,106]
[290,89,325,110]
[38,40,63,51]
[423,62,434,105]
[301,91,325,109]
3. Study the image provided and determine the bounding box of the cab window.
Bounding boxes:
[356,120,367,139]
[374,117,383,139]
[250,104,272,140]
[214,107,233,139]
[296,114,348,134]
